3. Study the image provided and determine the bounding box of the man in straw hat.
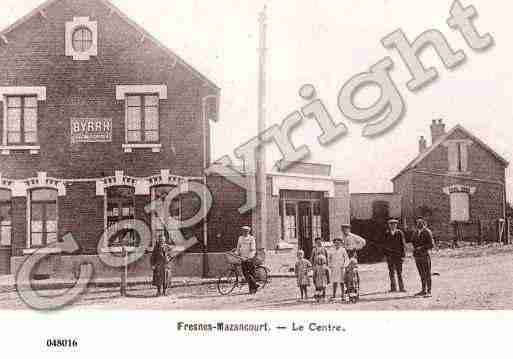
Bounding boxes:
[236,225,259,294]
[340,223,367,251]
[383,218,407,293]
[412,217,435,297]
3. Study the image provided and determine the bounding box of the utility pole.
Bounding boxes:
[253,5,268,250]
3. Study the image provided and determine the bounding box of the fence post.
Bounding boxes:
[120,247,127,297]
[477,219,483,246]
[451,222,458,248]
[506,218,511,244]
[496,219,506,245]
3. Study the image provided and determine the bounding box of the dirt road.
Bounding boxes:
[1,244,512,310]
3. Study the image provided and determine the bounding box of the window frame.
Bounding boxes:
[5,95,38,146]
[312,201,322,240]
[450,192,471,223]
[29,188,58,248]
[104,186,138,247]
[125,93,160,145]
[280,201,298,242]
[71,26,94,53]
[0,190,12,247]
[150,185,182,247]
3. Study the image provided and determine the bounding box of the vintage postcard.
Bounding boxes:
[0,0,511,356]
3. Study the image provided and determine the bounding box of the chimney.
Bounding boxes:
[419,136,427,153]
[430,119,446,144]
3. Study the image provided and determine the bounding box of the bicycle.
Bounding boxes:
[217,251,270,295]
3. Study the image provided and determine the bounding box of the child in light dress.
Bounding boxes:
[312,253,329,302]
[294,250,312,301]
[328,238,349,301]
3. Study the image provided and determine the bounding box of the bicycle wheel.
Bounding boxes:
[217,268,238,295]
[255,265,269,289]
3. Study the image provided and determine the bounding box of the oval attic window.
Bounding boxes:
[72,26,93,52]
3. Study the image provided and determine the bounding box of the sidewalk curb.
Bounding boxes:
[0,274,294,293]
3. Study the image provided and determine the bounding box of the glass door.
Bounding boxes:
[298,201,313,260]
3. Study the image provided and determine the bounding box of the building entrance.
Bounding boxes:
[279,190,325,260]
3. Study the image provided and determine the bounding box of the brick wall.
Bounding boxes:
[411,172,504,241]
[60,182,105,254]
[350,193,402,220]
[393,126,507,242]
[206,175,251,252]
[0,0,219,272]
[11,197,27,257]
[0,0,217,181]
[415,128,505,183]
[328,181,350,239]
[0,248,11,274]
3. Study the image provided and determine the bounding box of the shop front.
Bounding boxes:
[263,169,350,273]
[279,190,327,260]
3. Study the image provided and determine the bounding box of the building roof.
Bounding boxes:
[391,124,509,182]
[0,0,219,91]
[271,161,332,177]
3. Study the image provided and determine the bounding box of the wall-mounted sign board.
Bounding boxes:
[71,118,112,144]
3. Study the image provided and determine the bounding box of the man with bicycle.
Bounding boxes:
[237,226,259,294]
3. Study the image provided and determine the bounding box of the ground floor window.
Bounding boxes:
[30,189,57,247]
[279,190,326,246]
[0,190,12,246]
[280,202,297,242]
[151,185,181,246]
[450,192,470,222]
[105,186,138,246]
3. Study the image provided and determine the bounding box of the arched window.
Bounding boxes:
[105,186,137,246]
[30,188,57,247]
[0,190,12,246]
[150,185,181,246]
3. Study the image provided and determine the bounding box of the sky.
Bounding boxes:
[1,0,512,199]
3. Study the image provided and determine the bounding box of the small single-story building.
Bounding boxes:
[392,119,509,243]
[350,193,402,222]
[207,162,350,273]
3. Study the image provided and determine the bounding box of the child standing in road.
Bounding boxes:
[344,254,359,302]
[312,254,329,302]
[328,238,349,301]
[294,250,312,301]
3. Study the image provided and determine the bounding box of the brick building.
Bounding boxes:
[0,0,351,277]
[208,162,350,272]
[392,120,509,243]
[0,0,219,275]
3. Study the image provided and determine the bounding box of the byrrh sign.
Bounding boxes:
[71,118,112,144]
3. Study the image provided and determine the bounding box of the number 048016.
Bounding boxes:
[46,338,78,348]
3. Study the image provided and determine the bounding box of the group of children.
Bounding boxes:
[294,237,359,303]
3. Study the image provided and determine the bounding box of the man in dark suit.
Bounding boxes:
[383,219,407,293]
[412,218,435,297]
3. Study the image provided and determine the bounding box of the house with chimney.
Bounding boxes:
[392,119,509,243]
